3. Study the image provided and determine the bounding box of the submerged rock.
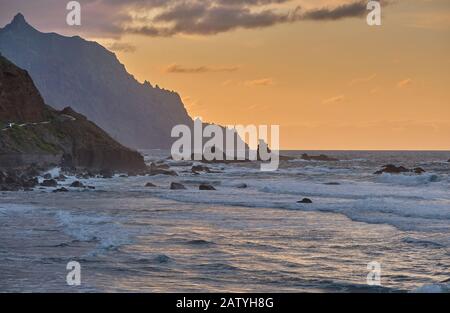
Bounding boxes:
[199,184,216,191]
[236,183,248,189]
[145,182,157,187]
[170,182,186,190]
[298,198,313,204]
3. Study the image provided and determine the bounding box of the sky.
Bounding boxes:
[1,0,449,150]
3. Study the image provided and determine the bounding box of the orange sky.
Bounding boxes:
[101,0,450,150]
[2,0,449,150]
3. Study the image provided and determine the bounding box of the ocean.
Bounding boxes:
[0,150,449,292]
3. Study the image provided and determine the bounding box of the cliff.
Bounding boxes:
[0,13,193,149]
[0,54,146,171]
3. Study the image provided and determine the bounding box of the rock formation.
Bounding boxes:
[0,54,146,172]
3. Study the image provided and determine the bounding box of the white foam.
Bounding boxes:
[55,211,136,251]
[376,173,441,186]
[412,283,450,293]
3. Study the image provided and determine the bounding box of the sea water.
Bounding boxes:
[0,150,448,292]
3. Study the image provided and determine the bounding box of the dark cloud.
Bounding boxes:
[126,0,376,37]
[0,0,386,38]
[302,1,367,21]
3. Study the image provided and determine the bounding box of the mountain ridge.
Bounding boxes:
[0,13,194,149]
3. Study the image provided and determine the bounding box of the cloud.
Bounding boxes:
[349,74,377,86]
[165,64,240,73]
[397,78,413,88]
[322,95,345,104]
[125,0,372,37]
[0,0,384,39]
[105,41,137,53]
[245,78,275,86]
[301,1,367,21]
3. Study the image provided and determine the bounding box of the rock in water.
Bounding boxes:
[374,164,426,175]
[70,181,84,188]
[192,165,211,173]
[301,154,339,162]
[148,163,178,176]
[99,169,114,179]
[170,182,186,190]
[298,198,313,204]
[199,184,216,191]
[53,187,69,193]
[413,167,426,174]
[41,179,57,187]
[236,183,248,189]
[145,182,157,187]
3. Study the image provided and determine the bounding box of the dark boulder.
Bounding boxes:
[41,179,57,187]
[236,183,248,189]
[53,187,69,193]
[374,164,426,175]
[56,174,67,181]
[413,167,426,174]
[99,169,114,179]
[199,184,216,191]
[43,173,52,179]
[145,182,157,187]
[23,177,38,188]
[70,181,84,188]
[192,165,211,173]
[170,182,186,190]
[148,163,178,176]
[301,154,339,162]
[76,173,90,180]
[297,198,313,204]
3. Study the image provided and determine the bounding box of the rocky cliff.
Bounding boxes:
[0,13,193,149]
[0,54,146,171]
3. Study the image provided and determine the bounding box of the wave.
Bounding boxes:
[376,173,442,186]
[150,176,450,239]
[54,211,141,253]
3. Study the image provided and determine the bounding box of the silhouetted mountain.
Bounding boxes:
[0,13,193,149]
[0,54,146,171]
